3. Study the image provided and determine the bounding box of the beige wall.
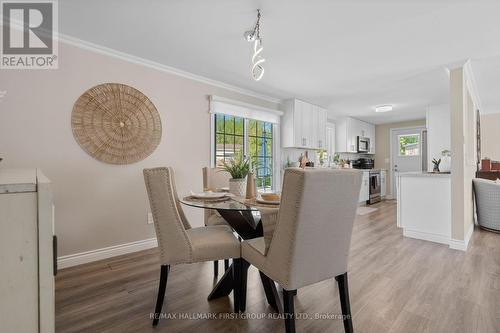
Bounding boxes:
[450,67,477,242]
[375,119,426,196]
[0,41,279,256]
[480,113,500,161]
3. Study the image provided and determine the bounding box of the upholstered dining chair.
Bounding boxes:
[202,167,232,276]
[238,168,362,333]
[143,167,241,326]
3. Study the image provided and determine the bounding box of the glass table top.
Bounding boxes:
[179,196,260,212]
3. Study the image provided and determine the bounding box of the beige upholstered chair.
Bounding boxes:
[143,167,241,326]
[239,168,362,333]
[202,167,232,276]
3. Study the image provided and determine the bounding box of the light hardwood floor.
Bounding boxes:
[55,201,500,332]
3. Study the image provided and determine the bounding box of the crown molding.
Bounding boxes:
[58,33,282,105]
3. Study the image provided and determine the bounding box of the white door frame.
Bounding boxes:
[389,126,427,199]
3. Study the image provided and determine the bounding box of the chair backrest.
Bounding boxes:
[143,167,193,265]
[266,168,362,290]
[473,178,500,230]
[203,167,231,190]
[202,167,231,221]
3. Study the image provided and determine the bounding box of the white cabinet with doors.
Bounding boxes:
[359,171,370,203]
[335,117,376,153]
[0,169,55,333]
[282,99,328,150]
[325,122,336,158]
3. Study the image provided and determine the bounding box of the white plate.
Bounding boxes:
[190,191,227,199]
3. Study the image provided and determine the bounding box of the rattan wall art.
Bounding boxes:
[72,83,162,165]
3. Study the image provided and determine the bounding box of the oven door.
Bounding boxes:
[357,136,370,153]
[369,172,381,204]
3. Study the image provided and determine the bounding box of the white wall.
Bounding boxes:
[0,40,279,256]
[426,104,451,171]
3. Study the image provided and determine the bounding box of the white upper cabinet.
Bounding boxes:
[335,117,376,153]
[282,99,328,150]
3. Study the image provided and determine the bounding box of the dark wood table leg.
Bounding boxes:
[207,263,234,300]
[207,208,280,312]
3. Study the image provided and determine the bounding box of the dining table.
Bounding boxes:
[179,195,282,312]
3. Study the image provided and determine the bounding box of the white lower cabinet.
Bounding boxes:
[0,169,55,333]
[359,171,370,203]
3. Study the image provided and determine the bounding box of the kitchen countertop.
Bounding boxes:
[398,171,451,178]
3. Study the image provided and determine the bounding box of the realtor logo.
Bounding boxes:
[1,1,58,69]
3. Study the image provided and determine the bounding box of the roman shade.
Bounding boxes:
[209,95,283,124]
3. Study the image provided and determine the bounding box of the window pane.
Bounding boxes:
[235,136,244,154]
[235,118,244,135]
[249,119,257,136]
[224,115,234,134]
[249,136,258,157]
[264,123,273,138]
[399,134,420,156]
[256,121,264,137]
[215,114,225,133]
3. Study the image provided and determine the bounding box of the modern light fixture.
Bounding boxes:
[244,9,265,81]
[375,105,393,113]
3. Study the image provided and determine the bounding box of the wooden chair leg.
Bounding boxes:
[213,260,219,277]
[239,259,250,312]
[336,272,353,333]
[224,259,230,271]
[152,265,169,326]
[283,289,296,333]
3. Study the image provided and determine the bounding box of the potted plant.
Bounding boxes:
[221,153,250,197]
[432,158,441,172]
[440,149,451,172]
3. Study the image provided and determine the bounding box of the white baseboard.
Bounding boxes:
[403,223,474,252]
[449,223,474,251]
[58,238,158,269]
[403,229,450,246]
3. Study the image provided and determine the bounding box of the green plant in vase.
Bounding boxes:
[221,153,250,196]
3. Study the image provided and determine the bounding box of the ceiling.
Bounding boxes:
[59,0,500,124]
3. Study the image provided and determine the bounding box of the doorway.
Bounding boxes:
[390,126,426,198]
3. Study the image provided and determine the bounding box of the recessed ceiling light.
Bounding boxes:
[375,105,393,113]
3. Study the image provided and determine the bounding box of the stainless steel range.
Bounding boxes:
[368,171,381,204]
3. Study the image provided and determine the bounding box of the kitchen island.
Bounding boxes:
[397,172,452,247]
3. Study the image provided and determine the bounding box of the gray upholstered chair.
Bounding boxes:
[143,167,241,326]
[473,178,500,232]
[239,168,362,333]
[202,167,232,276]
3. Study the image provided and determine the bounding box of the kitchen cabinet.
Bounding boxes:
[381,170,387,197]
[282,99,328,149]
[335,117,376,153]
[0,169,55,333]
[359,171,370,203]
[325,122,335,157]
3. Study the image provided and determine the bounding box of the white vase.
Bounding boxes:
[440,155,451,172]
[229,178,247,197]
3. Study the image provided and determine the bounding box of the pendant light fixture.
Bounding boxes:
[244,9,265,81]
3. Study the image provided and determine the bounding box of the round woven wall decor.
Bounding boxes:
[71,83,162,165]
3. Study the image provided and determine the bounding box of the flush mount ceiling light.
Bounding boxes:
[244,9,265,81]
[374,105,393,113]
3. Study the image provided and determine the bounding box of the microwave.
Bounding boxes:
[357,136,370,153]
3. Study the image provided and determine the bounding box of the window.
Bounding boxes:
[214,114,245,166]
[398,134,420,156]
[248,119,273,191]
[213,114,274,191]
